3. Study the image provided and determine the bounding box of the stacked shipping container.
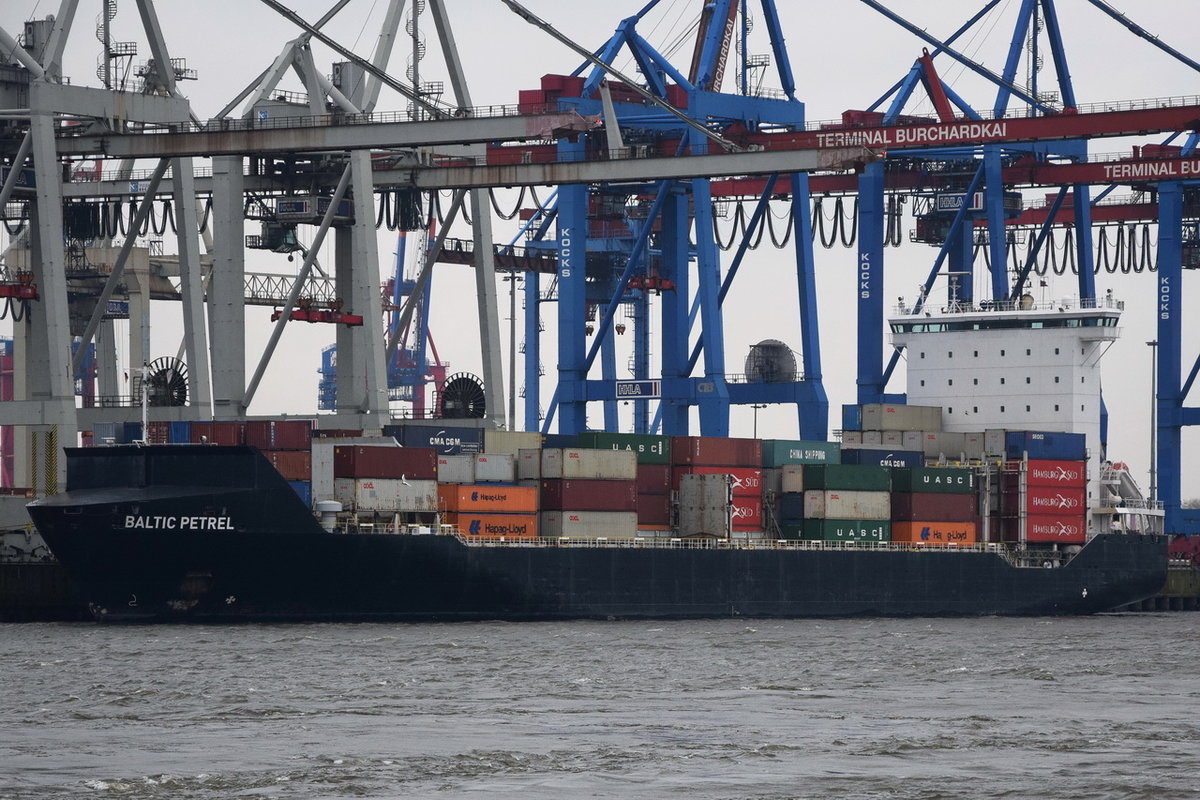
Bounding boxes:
[672,436,763,534]
[538,447,639,539]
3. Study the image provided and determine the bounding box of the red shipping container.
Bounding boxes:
[673,466,763,496]
[262,450,312,481]
[245,420,314,451]
[333,445,438,479]
[146,421,169,444]
[1005,459,1087,489]
[1005,485,1086,515]
[1003,514,1086,544]
[665,84,688,108]
[731,496,763,531]
[540,479,637,512]
[891,492,978,522]
[312,428,362,439]
[636,463,671,495]
[670,436,762,467]
[190,421,245,446]
[637,493,671,526]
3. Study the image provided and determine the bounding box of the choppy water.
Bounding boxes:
[2,615,1197,799]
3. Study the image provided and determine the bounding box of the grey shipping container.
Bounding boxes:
[861,403,943,432]
[541,448,638,480]
[803,490,891,520]
[539,510,639,539]
[474,453,517,483]
[436,455,476,485]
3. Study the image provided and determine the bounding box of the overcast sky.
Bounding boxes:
[4,0,1199,497]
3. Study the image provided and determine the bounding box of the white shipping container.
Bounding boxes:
[516,448,541,480]
[882,430,903,447]
[540,510,639,539]
[483,430,542,457]
[474,453,516,483]
[780,464,805,494]
[861,403,943,432]
[962,432,986,460]
[841,430,862,445]
[541,447,638,480]
[311,440,336,502]
[803,489,891,519]
[333,478,439,512]
[436,454,476,485]
[984,429,1007,457]
[862,430,883,446]
[902,431,924,452]
[923,431,967,459]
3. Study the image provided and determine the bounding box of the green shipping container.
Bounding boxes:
[801,464,891,491]
[789,519,891,542]
[576,432,671,464]
[890,466,977,494]
[760,439,841,467]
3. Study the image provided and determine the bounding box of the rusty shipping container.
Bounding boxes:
[445,512,538,539]
[333,445,438,480]
[540,479,637,512]
[541,448,638,480]
[804,490,891,520]
[261,450,312,482]
[891,521,979,545]
[437,484,538,514]
[540,510,639,539]
[670,436,762,467]
[673,466,763,497]
[890,492,979,522]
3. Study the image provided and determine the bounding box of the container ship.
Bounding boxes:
[22,300,1170,622]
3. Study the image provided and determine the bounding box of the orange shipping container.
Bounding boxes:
[891,521,978,545]
[445,512,538,539]
[437,483,538,514]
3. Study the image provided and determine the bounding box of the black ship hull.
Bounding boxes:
[27,446,1168,623]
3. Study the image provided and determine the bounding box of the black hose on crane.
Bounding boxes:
[489,186,526,221]
[839,196,859,248]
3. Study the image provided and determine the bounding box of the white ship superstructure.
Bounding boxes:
[890,294,1162,535]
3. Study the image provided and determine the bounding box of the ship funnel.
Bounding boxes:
[315,500,342,532]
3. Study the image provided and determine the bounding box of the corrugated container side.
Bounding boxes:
[881,430,903,447]
[760,439,841,467]
[636,463,671,495]
[636,493,671,526]
[673,466,763,496]
[802,464,891,491]
[447,512,538,539]
[669,436,762,467]
[984,428,1007,456]
[803,490,891,520]
[840,448,923,468]
[731,496,762,531]
[1004,485,1087,515]
[539,510,639,539]
[576,432,671,464]
[841,404,862,432]
[394,424,484,454]
[261,450,312,481]
[333,445,438,479]
[436,455,476,485]
[923,431,966,458]
[962,432,986,460]
[540,447,638,480]
[540,479,637,511]
[287,480,313,508]
[901,431,923,452]
[190,421,245,446]
[1002,514,1086,544]
[780,464,805,494]
[145,422,168,444]
[861,403,942,432]
[841,431,862,445]
[473,453,517,483]
[541,433,578,449]
[1014,459,1088,488]
[862,430,883,446]
[890,466,976,494]
[762,467,782,495]
[310,441,336,502]
[93,421,118,444]
[437,484,538,513]
[516,448,541,480]
[1003,430,1087,461]
[167,421,192,444]
[483,430,542,457]
[778,492,805,522]
[891,521,978,544]
[334,478,439,512]
[245,420,313,450]
[792,519,891,542]
[890,492,978,521]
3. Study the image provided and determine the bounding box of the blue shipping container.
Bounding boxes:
[840,447,924,468]
[396,424,484,455]
[1004,431,1086,461]
[778,492,806,523]
[541,433,578,449]
[168,421,192,444]
[122,422,143,443]
[288,480,313,508]
[841,404,862,432]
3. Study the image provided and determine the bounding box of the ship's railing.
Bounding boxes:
[893,295,1125,316]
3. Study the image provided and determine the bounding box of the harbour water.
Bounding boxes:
[2,615,1197,799]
